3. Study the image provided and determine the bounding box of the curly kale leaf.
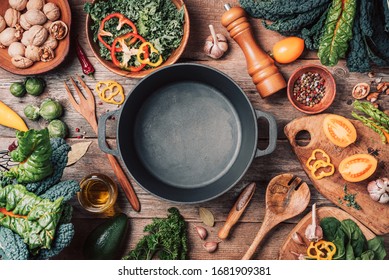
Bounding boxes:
[359,0,373,36]
[384,0,389,32]
[318,0,357,66]
[5,129,53,184]
[239,0,330,21]
[26,138,70,195]
[0,227,29,260]
[123,207,188,260]
[36,223,75,260]
[40,180,80,203]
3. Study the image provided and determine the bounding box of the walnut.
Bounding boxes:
[366,92,379,103]
[43,20,52,30]
[0,27,19,47]
[43,3,61,21]
[8,42,25,57]
[11,55,33,68]
[49,21,68,40]
[19,14,32,30]
[25,9,47,26]
[0,16,6,33]
[26,0,45,11]
[25,44,40,61]
[21,25,48,46]
[376,82,388,93]
[4,8,21,28]
[39,46,54,62]
[9,0,28,11]
[41,35,58,49]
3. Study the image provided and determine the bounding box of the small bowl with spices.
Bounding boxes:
[287,65,336,114]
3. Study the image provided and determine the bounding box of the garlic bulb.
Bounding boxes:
[367,178,389,204]
[304,203,323,242]
[204,24,228,59]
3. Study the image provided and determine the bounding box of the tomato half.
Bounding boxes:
[339,154,378,182]
[272,37,305,64]
[323,114,357,148]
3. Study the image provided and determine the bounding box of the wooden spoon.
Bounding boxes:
[242,174,310,260]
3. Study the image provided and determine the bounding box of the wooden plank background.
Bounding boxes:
[0,0,388,260]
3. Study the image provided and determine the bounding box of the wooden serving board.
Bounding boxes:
[284,114,389,235]
[279,207,376,260]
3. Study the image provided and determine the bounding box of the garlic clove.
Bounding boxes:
[194,225,208,240]
[203,241,220,253]
[291,232,307,246]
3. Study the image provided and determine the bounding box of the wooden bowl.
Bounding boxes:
[0,0,71,75]
[287,64,336,114]
[86,0,190,79]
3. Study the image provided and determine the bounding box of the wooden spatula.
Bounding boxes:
[242,174,310,259]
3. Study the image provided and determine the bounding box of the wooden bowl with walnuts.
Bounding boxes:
[0,0,71,75]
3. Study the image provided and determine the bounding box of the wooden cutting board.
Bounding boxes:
[279,207,376,260]
[284,114,389,235]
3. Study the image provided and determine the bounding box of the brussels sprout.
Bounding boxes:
[47,119,67,139]
[39,98,63,121]
[25,77,46,96]
[10,82,26,97]
[24,104,40,121]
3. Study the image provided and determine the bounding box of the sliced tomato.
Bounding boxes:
[323,114,357,148]
[339,154,378,182]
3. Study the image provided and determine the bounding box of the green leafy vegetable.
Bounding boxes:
[0,184,63,251]
[317,0,357,66]
[4,129,53,184]
[320,217,386,260]
[0,227,29,260]
[84,0,184,64]
[122,207,188,260]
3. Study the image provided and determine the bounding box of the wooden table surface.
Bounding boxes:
[1,0,388,260]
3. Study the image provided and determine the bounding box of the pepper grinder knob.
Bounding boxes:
[221,5,286,98]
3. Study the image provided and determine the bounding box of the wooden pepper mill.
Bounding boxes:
[221,4,286,98]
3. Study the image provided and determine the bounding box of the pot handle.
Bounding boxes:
[254,110,277,157]
[98,110,120,157]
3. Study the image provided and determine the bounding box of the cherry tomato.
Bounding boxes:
[272,37,305,64]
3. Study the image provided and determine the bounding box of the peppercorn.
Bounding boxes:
[293,72,326,107]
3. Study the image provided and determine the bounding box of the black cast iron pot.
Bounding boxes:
[98,63,277,203]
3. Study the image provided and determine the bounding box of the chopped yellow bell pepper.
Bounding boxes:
[306,149,331,170]
[311,160,335,180]
[137,42,163,67]
[95,81,125,105]
[307,240,336,260]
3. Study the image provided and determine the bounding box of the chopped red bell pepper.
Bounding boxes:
[98,13,138,51]
[111,32,149,72]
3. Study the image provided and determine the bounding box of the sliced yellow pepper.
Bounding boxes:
[95,81,125,105]
[307,240,336,260]
[137,42,163,67]
[306,149,331,170]
[311,160,335,180]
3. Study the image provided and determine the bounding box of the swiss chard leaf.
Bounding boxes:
[318,0,357,66]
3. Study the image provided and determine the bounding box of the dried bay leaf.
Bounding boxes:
[199,207,215,227]
[66,141,92,166]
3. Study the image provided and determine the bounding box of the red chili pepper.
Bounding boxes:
[111,32,149,72]
[98,13,138,51]
[76,40,95,76]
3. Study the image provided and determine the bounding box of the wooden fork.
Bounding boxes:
[64,75,140,212]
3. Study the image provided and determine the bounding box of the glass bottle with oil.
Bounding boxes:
[78,173,118,213]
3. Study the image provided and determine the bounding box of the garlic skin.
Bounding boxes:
[204,24,228,59]
[304,203,323,242]
[367,178,389,204]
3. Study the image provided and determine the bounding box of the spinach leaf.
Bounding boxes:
[360,250,374,260]
[367,236,387,260]
[340,219,367,258]
[320,217,341,241]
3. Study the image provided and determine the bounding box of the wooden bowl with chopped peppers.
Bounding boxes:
[85,0,190,79]
[287,64,336,115]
